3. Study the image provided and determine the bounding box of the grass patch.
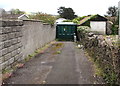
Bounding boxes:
[24,41,55,62]
[56,51,61,54]
[51,43,64,55]
[2,68,13,74]
[53,51,61,54]
[51,43,64,51]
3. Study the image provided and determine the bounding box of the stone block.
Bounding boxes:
[4,53,11,61]
[0,56,4,63]
[0,50,2,57]
[0,35,2,42]
[11,38,18,45]
[16,26,22,32]
[2,34,8,41]
[15,32,19,38]
[12,27,17,32]
[8,33,15,39]
[8,45,14,53]
[11,50,17,57]
[2,27,11,34]
[0,42,3,50]
[0,57,2,64]
[8,57,14,65]
[14,54,19,61]
[16,48,21,54]
[2,27,6,34]
[19,32,23,37]
[17,55,22,62]
[1,61,9,69]
[15,52,22,61]
[14,44,19,50]
[19,42,23,47]
[0,27,2,35]
[15,32,22,38]
[15,42,22,49]
[4,40,12,48]
[6,27,12,33]
[2,48,8,56]
[17,37,21,43]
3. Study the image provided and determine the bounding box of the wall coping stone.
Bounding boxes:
[0,20,23,27]
[23,19,43,22]
[43,23,50,25]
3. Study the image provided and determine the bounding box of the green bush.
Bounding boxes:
[77,26,90,32]
[63,20,72,22]
[111,25,118,35]
[63,16,88,24]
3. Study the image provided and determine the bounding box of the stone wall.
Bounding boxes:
[77,31,120,84]
[0,20,23,70]
[0,13,56,71]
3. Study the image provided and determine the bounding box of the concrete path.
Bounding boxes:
[4,42,104,84]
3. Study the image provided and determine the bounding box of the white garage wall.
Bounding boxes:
[90,21,106,34]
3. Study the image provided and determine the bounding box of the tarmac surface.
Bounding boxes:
[4,42,104,84]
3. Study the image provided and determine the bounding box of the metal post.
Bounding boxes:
[118,2,120,46]
[74,33,76,42]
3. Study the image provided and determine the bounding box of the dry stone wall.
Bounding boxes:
[77,31,120,84]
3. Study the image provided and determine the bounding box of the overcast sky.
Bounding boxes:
[0,0,120,16]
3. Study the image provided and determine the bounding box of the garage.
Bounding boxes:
[56,22,77,41]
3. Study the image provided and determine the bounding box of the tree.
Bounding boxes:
[106,6,119,35]
[29,12,56,25]
[57,7,77,20]
[107,6,118,17]
[10,9,25,14]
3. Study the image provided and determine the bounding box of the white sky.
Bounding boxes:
[0,0,120,16]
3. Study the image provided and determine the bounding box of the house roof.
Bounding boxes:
[79,15,94,25]
[78,14,108,25]
[18,14,29,19]
[1,14,28,19]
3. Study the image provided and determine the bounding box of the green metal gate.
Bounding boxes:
[56,24,77,41]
